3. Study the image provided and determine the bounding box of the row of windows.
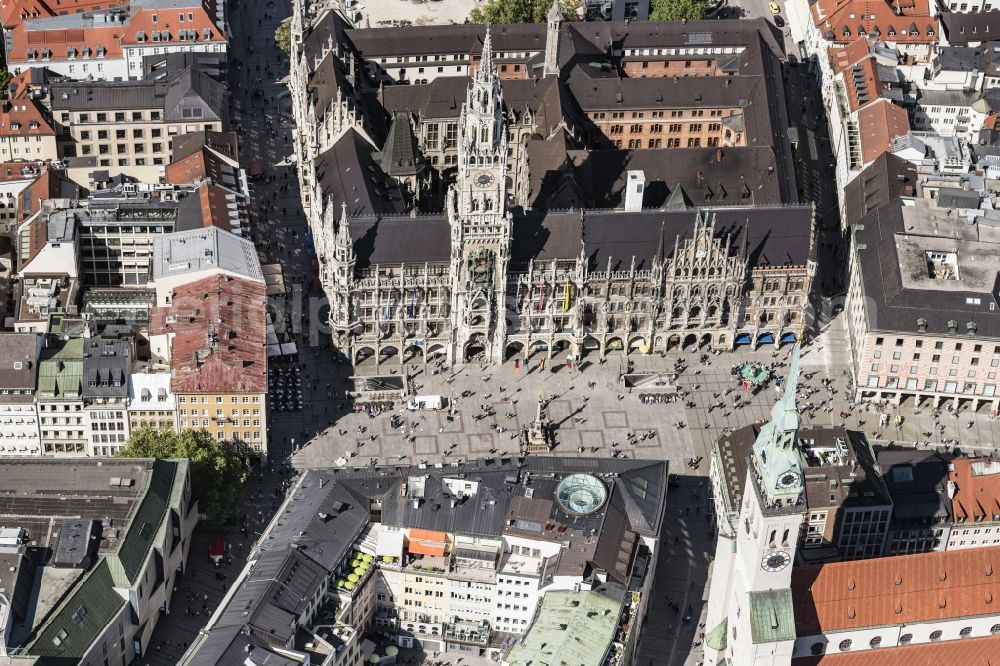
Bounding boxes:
[177,395,261,403]
[179,418,261,427]
[63,111,162,124]
[864,376,997,395]
[875,338,1000,354]
[816,624,1000,654]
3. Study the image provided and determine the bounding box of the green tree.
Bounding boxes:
[116,428,246,525]
[274,17,292,54]
[650,0,707,20]
[0,69,11,99]
[468,0,580,24]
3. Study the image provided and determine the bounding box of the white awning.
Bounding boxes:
[376,528,404,558]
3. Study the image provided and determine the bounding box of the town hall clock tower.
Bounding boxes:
[448,28,513,364]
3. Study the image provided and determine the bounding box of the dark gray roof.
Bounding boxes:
[81,337,130,399]
[382,75,569,135]
[876,448,952,522]
[852,200,1000,337]
[315,128,406,219]
[842,152,916,227]
[580,205,813,271]
[940,10,1000,46]
[345,17,783,67]
[349,214,451,268]
[171,130,240,161]
[511,211,584,264]
[541,146,786,209]
[937,187,981,209]
[142,51,228,81]
[937,45,980,72]
[374,112,426,178]
[0,333,40,391]
[50,65,226,123]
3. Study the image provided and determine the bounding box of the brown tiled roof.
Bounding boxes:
[150,274,266,394]
[811,0,936,44]
[164,148,232,185]
[792,545,1000,634]
[8,22,124,63]
[843,56,881,114]
[0,0,124,31]
[0,99,53,137]
[857,98,909,164]
[829,38,872,75]
[197,181,236,232]
[6,66,57,99]
[120,5,225,47]
[949,457,1000,523]
[793,634,1000,665]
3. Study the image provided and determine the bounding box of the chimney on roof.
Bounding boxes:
[624,170,644,212]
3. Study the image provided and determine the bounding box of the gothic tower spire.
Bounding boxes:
[544,0,562,78]
[751,344,804,502]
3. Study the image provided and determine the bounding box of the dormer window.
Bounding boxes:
[41,48,51,60]
[97,46,106,57]
[10,122,21,131]
[928,27,935,36]
[843,27,851,37]
[152,31,160,42]
[27,49,36,60]
[203,28,211,40]
[888,27,896,37]
[67,47,77,58]
[137,31,146,42]
[188,29,196,40]
[82,46,91,57]
[28,121,38,129]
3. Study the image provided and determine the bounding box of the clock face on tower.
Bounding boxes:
[476,172,495,188]
[777,472,799,489]
[761,551,791,572]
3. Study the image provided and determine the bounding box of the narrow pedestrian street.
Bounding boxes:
[143,0,312,660]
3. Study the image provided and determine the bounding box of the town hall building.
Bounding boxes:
[290,3,819,367]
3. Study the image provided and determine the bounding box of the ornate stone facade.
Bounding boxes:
[290,7,817,368]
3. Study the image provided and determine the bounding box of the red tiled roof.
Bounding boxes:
[829,38,873,75]
[844,57,881,113]
[150,274,266,394]
[793,634,1000,665]
[858,98,909,164]
[0,99,54,137]
[792,545,1000,634]
[949,457,1000,523]
[0,0,124,31]
[120,5,225,47]
[197,181,238,232]
[7,22,124,63]
[811,0,937,45]
[164,148,216,184]
[6,67,57,99]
